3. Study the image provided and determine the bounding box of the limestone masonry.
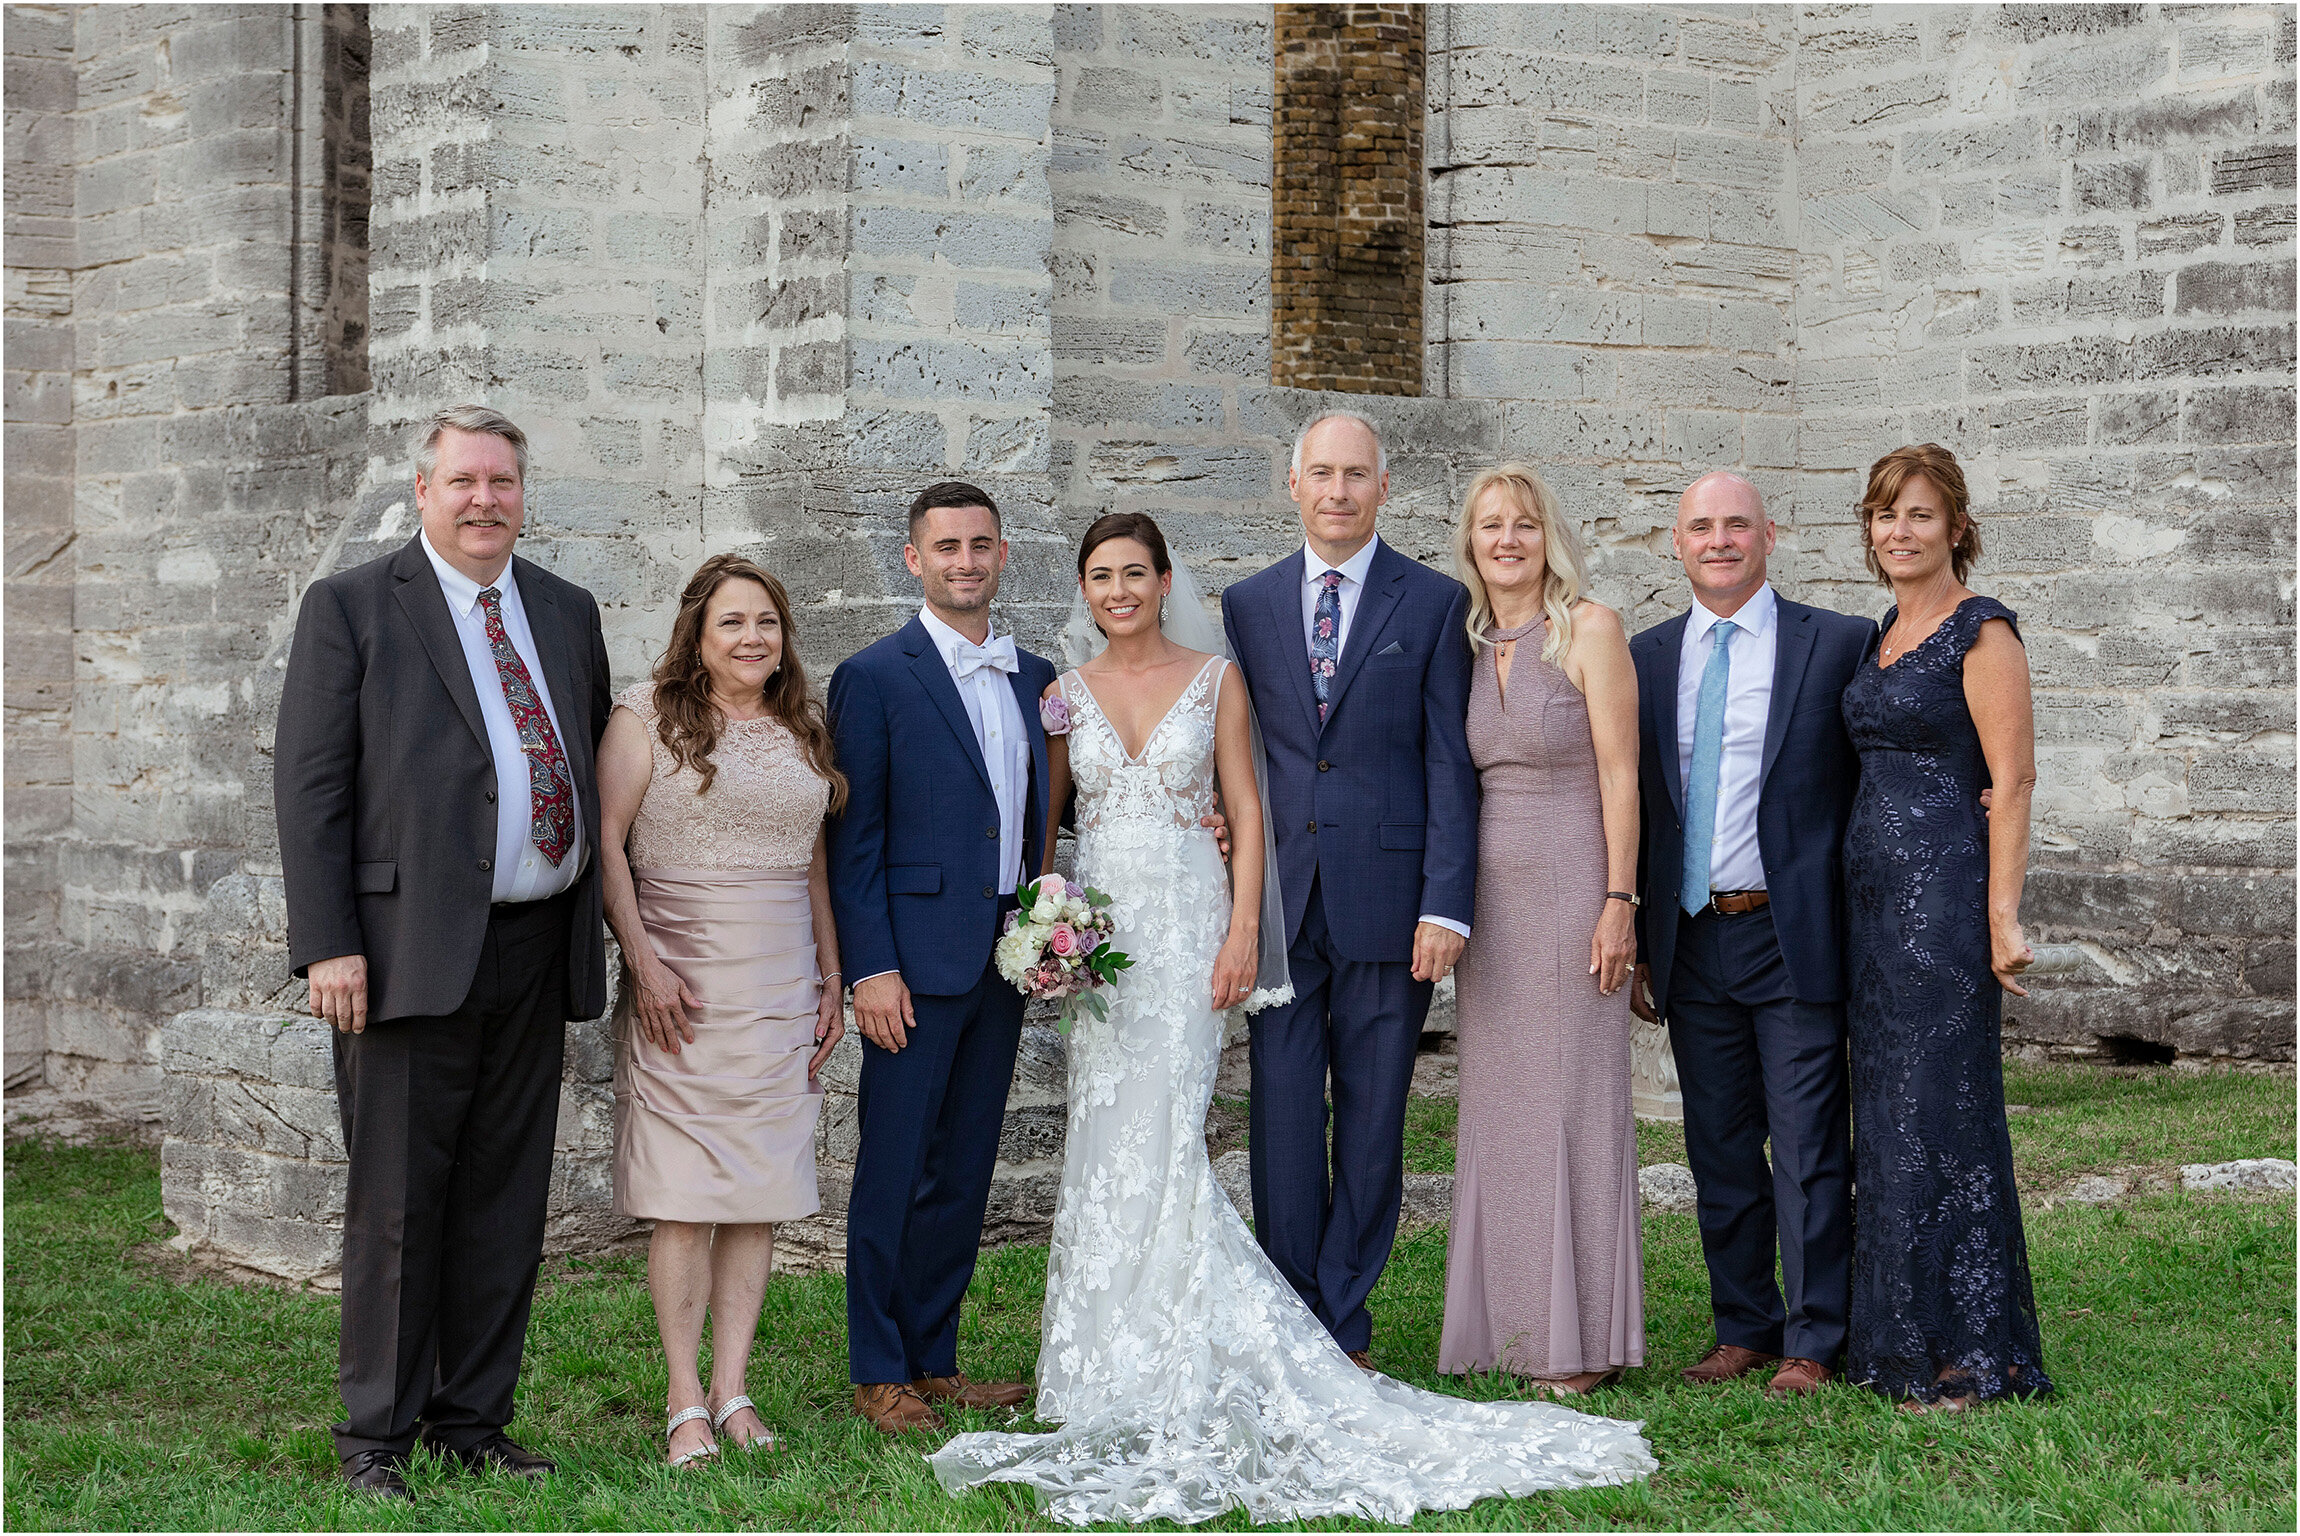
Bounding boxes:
[3,3,2292,1284]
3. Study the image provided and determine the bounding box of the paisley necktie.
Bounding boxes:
[478,588,576,866]
[1310,570,1343,722]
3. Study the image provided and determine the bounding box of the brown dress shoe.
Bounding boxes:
[1346,1350,1375,1373]
[1766,1357,1836,1397]
[854,1382,942,1433]
[1680,1342,1782,1383]
[912,1372,1030,1410]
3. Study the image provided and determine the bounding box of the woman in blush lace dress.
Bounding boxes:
[597,554,848,1465]
[929,513,1654,1527]
[1839,445,2050,1412]
[1438,466,1645,1395]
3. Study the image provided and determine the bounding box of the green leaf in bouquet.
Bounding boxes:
[1085,991,1108,1021]
[1083,887,1112,907]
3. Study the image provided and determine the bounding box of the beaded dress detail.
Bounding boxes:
[930,657,1656,1526]
[1839,596,2051,1404]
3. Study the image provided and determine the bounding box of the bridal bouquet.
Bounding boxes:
[995,875,1132,1030]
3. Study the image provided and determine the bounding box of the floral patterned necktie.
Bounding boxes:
[1310,569,1344,722]
[477,588,575,866]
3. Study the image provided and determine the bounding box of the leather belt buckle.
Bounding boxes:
[1707,889,1771,917]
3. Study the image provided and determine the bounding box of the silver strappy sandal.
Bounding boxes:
[710,1395,779,1452]
[666,1404,718,1467]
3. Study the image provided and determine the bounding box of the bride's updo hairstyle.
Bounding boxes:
[1076,511,1173,579]
[652,552,847,812]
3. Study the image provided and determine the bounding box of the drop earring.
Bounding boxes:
[1160,597,1169,625]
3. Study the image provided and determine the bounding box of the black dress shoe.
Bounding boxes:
[343,1448,412,1500]
[432,1430,555,1478]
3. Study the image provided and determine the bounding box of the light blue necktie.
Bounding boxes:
[1681,619,1737,915]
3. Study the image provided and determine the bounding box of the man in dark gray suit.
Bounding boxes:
[277,405,611,1499]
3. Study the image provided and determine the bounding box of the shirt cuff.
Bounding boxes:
[1417,914,1471,940]
[848,969,899,990]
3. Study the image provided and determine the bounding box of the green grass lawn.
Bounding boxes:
[6,1063,2293,1531]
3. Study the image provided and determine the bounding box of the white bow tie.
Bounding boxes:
[952,634,1018,680]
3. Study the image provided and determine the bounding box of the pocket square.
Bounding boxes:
[1376,641,1405,656]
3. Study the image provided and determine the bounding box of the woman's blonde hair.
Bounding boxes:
[1453,463,1592,665]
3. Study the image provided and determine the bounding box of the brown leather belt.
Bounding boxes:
[1705,889,1770,917]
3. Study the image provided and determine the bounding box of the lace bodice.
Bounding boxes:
[616,683,828,871]
[1060,655,1225,836]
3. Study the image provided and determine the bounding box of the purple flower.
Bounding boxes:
[1040,694,1072,735]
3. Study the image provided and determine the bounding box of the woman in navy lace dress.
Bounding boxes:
[1839,444,2049,1411]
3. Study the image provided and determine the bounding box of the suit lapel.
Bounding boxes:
[1319,543,1405,732]
[1009,657,1052,870]
[1761,602,1818,789]
[1652,612,1688,816]
[903,620,995,795]
[1263,552,1322,734]
[516,558,585,772]
[389,537,490,755]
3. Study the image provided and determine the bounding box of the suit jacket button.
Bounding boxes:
[478,858,492,872]
[987,827,998,838]
[1307,820,1317,833]
[1317,759,1330,771]
[485,789,497,803]
[983,886,995,899]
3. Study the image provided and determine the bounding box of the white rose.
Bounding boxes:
[1031,900,1059,924]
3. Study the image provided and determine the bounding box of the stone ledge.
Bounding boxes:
[157,1004,1078,1283]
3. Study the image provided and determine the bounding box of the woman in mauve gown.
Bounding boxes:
[1438,465,1646,1395]
[1839,443,2050,1411]
[597,554,849,1465]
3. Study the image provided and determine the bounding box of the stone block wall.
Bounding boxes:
[1785,3,2296,1062]
[844,1,1068,656]
[1427,2,1803,629]
[5,3,372,1103]
[4,4,78,1088]
[1271,2,1427,394]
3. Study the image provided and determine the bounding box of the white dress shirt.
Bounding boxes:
[1298,535,1470,942]
[1675,581,1779,895]
[420,530,586,904]
[919,606,1030,896]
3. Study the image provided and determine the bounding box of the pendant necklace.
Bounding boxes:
[1881,588,1957,663]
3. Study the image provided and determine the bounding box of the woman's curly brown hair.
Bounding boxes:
[652,553,847,813]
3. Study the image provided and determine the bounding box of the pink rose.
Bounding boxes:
[1049,923,1078,957]
[1040,694,1072,735]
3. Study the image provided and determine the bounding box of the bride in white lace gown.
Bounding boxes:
[929,517,1656,1526]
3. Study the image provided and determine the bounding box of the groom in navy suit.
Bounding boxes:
[1628,471,1876,1398]
[1221,412,1479,1366]
[827,482,1057,1432]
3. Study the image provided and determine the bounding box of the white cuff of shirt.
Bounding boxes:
[848,969,899,990]
[1417,915,1471,940]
